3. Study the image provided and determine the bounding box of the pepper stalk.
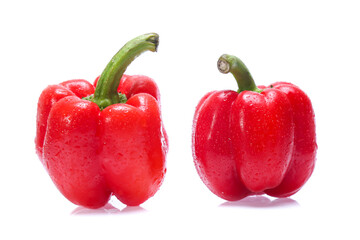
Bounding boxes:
[217,54,262,93]
[85,33,159,109]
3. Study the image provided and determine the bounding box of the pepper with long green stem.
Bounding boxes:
[36,33,168,208]
[192,54,317,200]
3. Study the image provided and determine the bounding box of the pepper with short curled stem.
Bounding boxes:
[192,54,317,201]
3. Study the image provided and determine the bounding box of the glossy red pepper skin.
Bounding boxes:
[36,76,167,208]
[192,55,317,200]
[35,80,95,161]
[35,33,168,208]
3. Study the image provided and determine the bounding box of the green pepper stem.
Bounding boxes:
[92,33,159,109]
[217,54,261,93]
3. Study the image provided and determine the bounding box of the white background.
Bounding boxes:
[1,0,360,239]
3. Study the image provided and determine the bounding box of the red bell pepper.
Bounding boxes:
[192,54,317,201]
[35,33,168,208]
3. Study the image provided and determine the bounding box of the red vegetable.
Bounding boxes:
[35,33,168,208]
[192,54,317,200]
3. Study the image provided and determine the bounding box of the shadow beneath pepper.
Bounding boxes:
[120,206,147,214]
[71,203,146,215]
[220,195,300,208]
